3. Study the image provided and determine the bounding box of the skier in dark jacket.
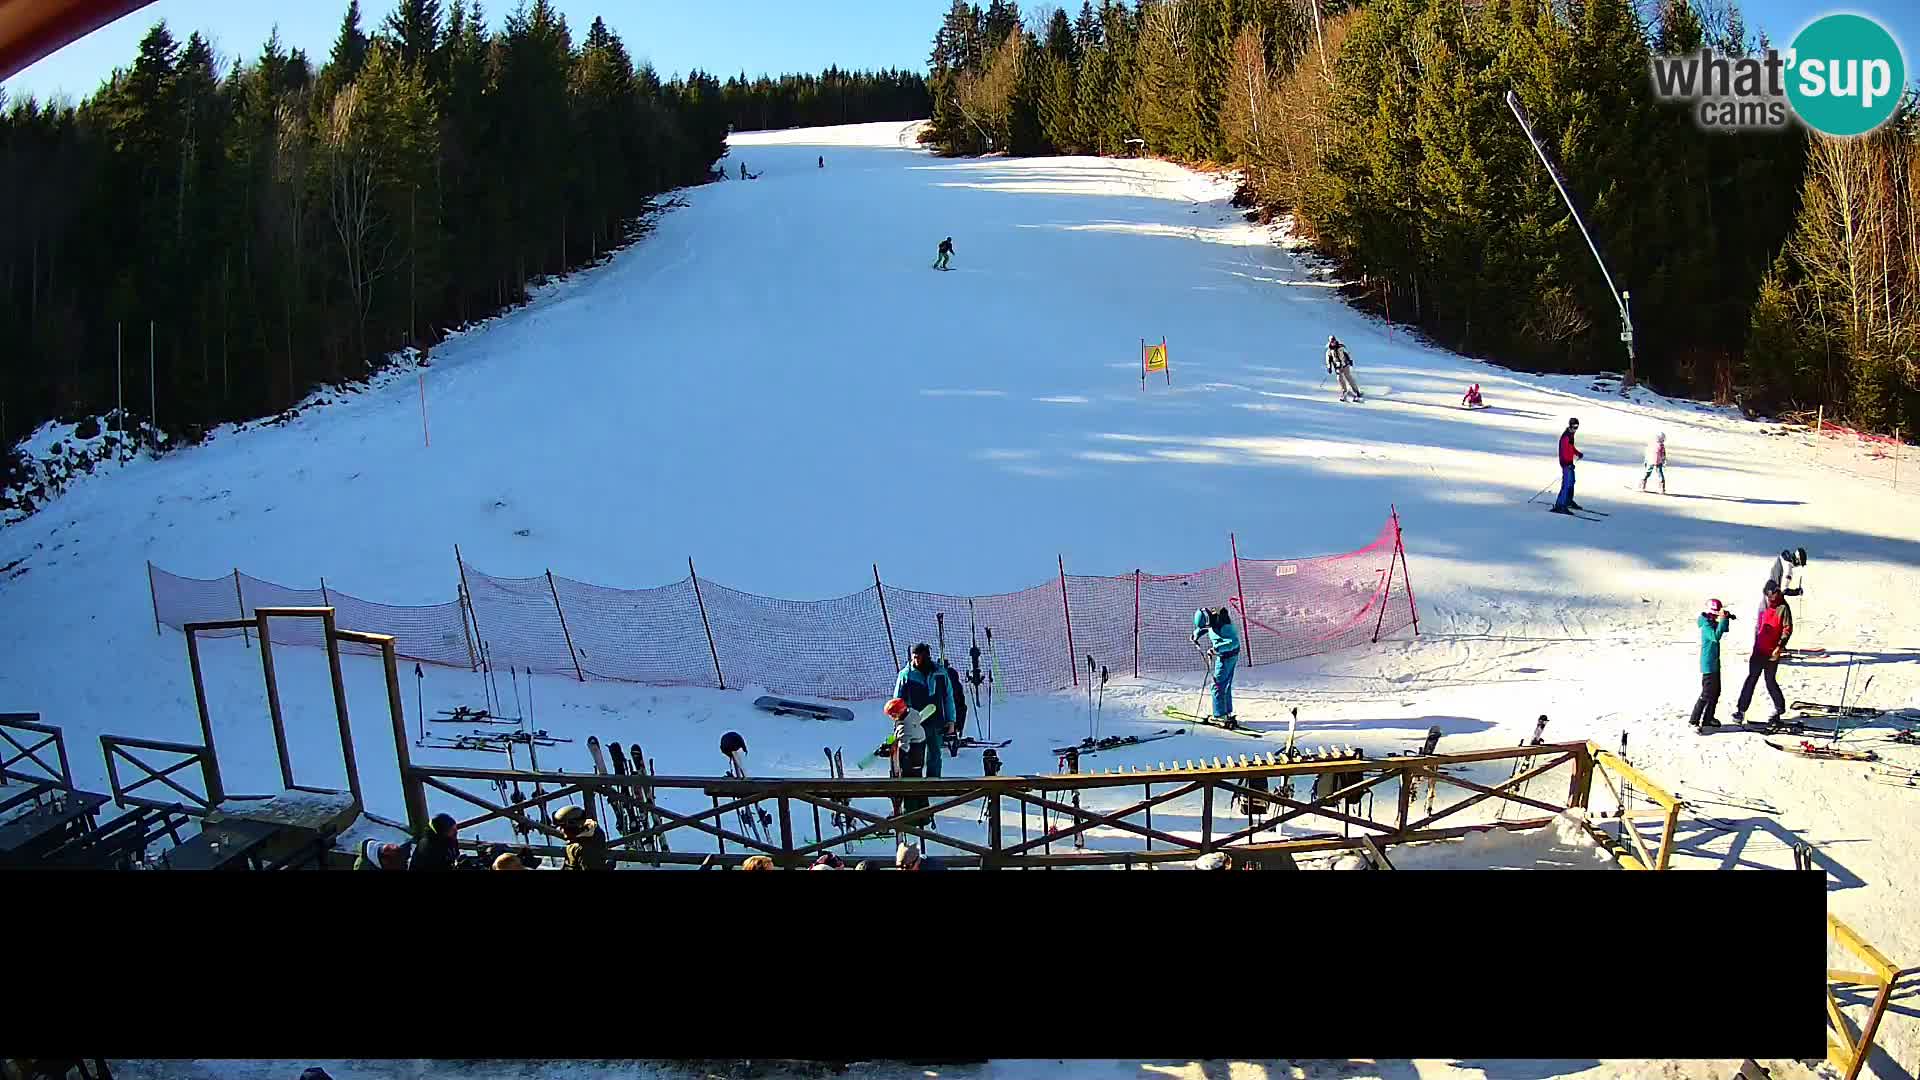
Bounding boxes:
[941,658,970,747]
[1550,417,1585,514]
[553,805,613,870]
[934,237,954,270]
[407,813,459,871]
[895,643,961,777]
[1689,599,1734,729]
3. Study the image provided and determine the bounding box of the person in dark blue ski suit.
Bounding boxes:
[895,642,962,777]
[1193,607,1242,722]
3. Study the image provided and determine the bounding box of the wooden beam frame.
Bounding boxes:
[1825,914,1902,1080]
[0,713,73,788]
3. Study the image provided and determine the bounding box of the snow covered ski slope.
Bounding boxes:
[3,121,1918,1078]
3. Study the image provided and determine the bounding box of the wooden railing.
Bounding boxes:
[1826,914,1903,1080]
[0,713,74,790]
[396,739,1673,870]
[1586,747,1684,870]
[99,734,221,816]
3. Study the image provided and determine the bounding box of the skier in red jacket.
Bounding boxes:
[1733,582,1794,723]
[1549,417,1585,514]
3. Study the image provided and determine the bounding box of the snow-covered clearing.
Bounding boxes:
[3,121,1916,1079]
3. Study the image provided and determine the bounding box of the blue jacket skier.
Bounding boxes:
[1192,607,1242,723]
[895,643,961,777]
[1689,599,1734,730]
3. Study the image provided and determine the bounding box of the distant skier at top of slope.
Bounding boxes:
[1549,417,1585,515]
[934,236,954,271]
[1326,336,1363,402]
[1461,383,1486,409]
[740,161,748,180]
[818,155,824,168]
[1192,606,1242,724]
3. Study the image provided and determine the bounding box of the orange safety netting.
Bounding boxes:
[149,511,1417,700]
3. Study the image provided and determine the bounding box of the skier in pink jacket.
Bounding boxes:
[1641,432,1667,493]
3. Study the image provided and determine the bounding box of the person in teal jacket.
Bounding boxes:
[894,643,961,777]
[1689,599,1734,729]
[1193,607,1242,722]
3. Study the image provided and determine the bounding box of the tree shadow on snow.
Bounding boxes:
[1450,1062,1604,1080]
[1660,492,1806,506]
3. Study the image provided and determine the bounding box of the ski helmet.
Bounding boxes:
[1703,598,1723,616]
[1794,546,1808,566]
[884,697,909,720]
[553,804,586,827]
[719,730,747,756]
[1568,417,1580,429]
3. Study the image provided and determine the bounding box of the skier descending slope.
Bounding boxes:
[1733,583,1794,723]
[1326,335,1364,401]
[933,236,954,270]
[1549,417,1586,514]
[1689,599,1734,730]
[1461,383,1487,409]
[1192,607,1242,724]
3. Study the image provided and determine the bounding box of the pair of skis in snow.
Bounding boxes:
[1766,739,1877,762]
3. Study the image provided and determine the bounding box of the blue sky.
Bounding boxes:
[3,0,957,103]
[4,0,1916,105]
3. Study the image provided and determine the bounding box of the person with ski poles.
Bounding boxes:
[934,236,954,270]
[1326,335,1363,402]
[894,642,961,777]
[1689,599,1734,730]
[1192,606,1242,725]
[1549,417,1585,515]
[1641,432,1667,493]
[1732,582,1794,723]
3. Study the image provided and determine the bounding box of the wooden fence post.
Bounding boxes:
[233,568,251,647]
[1230,533,1254,666]
[874,563,900,672]
[1059,555,1078,687]
[689,557,725,690]
[1133,569,1141,678]
[455,545,480,671]
[147,560,162,636]
[546,570,585,681]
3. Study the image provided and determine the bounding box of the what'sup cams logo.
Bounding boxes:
[1651,13,1906,135]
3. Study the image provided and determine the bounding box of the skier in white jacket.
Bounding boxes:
[1326,336,1364,402]
[1641,432,1667,493]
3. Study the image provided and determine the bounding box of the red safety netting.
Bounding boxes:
[148,511,1418,701]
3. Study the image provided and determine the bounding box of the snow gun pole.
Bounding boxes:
[1506,90,1636,393]
[1059,555,1078,687]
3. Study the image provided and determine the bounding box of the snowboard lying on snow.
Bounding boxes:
[753,696,854,722]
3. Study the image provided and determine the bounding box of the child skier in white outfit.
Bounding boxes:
[1641,432,1667,493]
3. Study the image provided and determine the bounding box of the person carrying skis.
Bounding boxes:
[1461,383,1486,409]
[407,813,460,871]
[1641,432,1667,493]
[1550,417,1585,514]
[934,236,954,270]
[1192,606,1242,724]
[894,643,961,777]
[1689,599,1734,730]
[1326,335,1363,401]
[882,696,929,817]
[553,804,613,870]
[1733,582,1794,723]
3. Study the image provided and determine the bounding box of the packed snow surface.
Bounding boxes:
[3,121,1917,1079]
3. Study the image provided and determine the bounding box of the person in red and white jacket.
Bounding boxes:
[1733,582,1794,723]
[1550,417,1585,513]
[1641,432,1667,493]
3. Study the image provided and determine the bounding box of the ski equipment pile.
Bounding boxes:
[1050,728,1186,757]
[1765,740,1877,762]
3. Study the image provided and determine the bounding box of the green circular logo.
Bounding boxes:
[1786,14,1906,137]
